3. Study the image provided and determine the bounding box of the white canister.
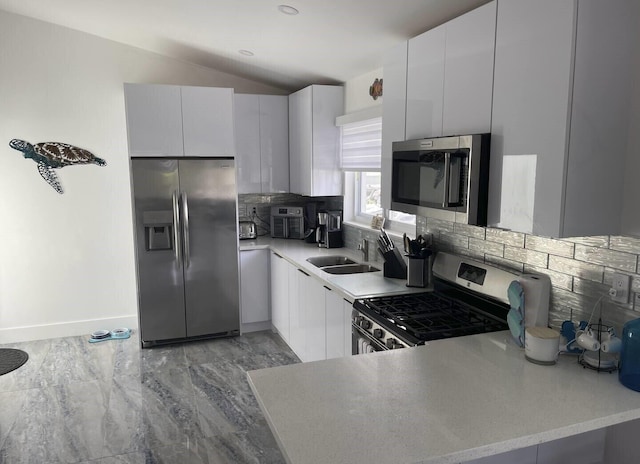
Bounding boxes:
[525,327,560,365]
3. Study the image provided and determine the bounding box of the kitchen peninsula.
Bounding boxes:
[248,330,640,464]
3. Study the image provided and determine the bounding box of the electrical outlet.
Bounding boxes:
[251,206,257,216]
[635,293,640,307]
[610,273,631,304]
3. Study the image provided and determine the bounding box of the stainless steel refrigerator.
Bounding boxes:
[131,158,240,347]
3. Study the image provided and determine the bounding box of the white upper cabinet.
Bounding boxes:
[234,94,262,193]
[234,94,289,194]
[124,83,234,157]
[289,85,344,196]
[405,1,496,140]
[406,25,445,140]
[381,41,408,211]
[442,1,496,136]
[259,95,289,193]
[124,84,184,157]
[488,0,636,237]
[182,86,235,157]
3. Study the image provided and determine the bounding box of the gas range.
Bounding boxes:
[352,252,518,352]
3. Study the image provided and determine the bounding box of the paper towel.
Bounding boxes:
[518,273,551,328]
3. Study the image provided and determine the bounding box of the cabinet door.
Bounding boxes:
[325,288,345,359]
[270,252,290,342]
[488,0,575,235]
[406,25,446,139]
[234,94,261,194]
[289,266,306,361]
[442,1,496,136]
[310,85,343,196]
[289,87,313,195]
[381,41,408,211]
[182,86,235,157]
[259,95,289,193]
[304,275,326,362]
[240,250,270,324]
[124,83,183,157]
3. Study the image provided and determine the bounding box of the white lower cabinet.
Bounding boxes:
[305,276,326,362]
[289,265,305,359]
[326,294,353,359]
[239,250,270,329]
[270,251,290,343]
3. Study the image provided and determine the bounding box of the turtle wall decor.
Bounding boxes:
[9,139,106,194]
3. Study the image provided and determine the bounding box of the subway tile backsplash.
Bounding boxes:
[344,216,640,333]
[416,217,640,331]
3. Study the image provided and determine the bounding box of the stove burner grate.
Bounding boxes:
[364,292,507,341]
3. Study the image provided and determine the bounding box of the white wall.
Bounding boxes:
[344,68,383,114]
[0,10,286,343]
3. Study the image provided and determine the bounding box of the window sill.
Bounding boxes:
[343,219,413,240]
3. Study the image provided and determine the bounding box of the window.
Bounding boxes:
[340,116,415,231]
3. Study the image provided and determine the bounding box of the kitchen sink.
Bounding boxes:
[306,256,356,267]
[321,264,380,275]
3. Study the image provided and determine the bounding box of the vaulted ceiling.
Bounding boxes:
[0,0,489,91]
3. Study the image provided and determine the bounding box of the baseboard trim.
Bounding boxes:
[241,321,272,333]
[0,315,139,344]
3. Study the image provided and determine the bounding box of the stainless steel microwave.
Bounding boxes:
[391,134,490,226]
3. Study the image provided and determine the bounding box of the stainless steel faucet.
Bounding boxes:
[357,238,369,262]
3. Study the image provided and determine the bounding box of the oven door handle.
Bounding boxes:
[352,323,387,351]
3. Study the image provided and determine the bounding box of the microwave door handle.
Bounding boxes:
[181,191,191,268]
[172,190,182,266]
[442,152,451,207]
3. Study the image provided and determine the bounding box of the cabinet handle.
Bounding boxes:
[324,286,332,291]
[298,269,309,276]
[273,252,283,259]
[343,298,353,304]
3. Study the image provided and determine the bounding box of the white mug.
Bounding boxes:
[576,330,601,351]
[601,336,622,353]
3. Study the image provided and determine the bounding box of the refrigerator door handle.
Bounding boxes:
[172,190,182,265]
[181,191,191,268]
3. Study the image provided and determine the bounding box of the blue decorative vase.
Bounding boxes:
[619,318,640,392]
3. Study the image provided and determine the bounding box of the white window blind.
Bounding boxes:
[340,117,382,170]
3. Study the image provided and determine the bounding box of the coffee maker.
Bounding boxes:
[316,210,343,248]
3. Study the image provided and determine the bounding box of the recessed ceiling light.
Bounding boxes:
[278,5,299,15]
[239,49,254,57]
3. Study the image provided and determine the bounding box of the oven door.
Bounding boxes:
[352,323,387,354]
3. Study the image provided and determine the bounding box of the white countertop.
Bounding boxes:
[248,330,640,464]
[239,237,426,300]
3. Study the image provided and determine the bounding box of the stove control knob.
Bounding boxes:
[386,338,397,349]
[373,328,384,339]
[360,319,372,330]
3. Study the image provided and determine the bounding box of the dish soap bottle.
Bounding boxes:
[619,318,640,392]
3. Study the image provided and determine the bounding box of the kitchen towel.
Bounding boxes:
[518,273,551,328]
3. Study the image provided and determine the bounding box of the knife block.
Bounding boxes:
[382,248,407,279]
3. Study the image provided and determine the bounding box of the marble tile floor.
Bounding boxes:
[0,330,300,464]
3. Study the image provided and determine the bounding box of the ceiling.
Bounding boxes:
[0,0,489,91]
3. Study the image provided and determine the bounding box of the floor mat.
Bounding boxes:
[0,348,29,376]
